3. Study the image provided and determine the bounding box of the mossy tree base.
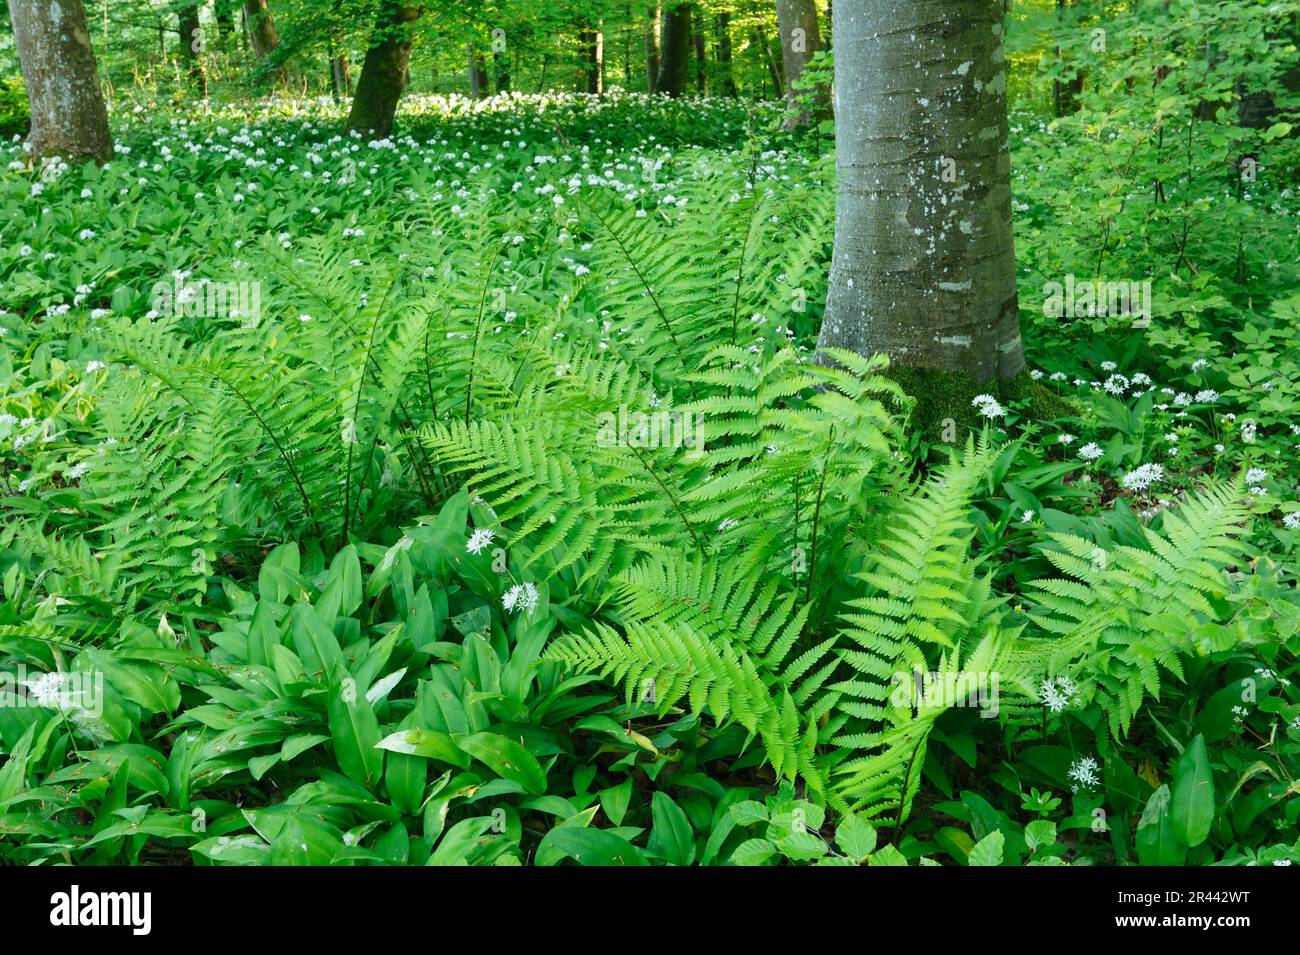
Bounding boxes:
[884,366,1075,448]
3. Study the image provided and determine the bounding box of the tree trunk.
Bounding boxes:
[644,3,660,92]
[330,53,352,99]
[692,19,705,92]
[776,0,826,125]
[346,0,422,137]
[716,13,736,96]
[494,51,509,93]
[1051,0,1082,116]
[655,1,690,97]
[178,4,208,95]
[467,44,488,98]
[242,0,287,85]
[215,0,234,40]
[242,0,279,58]
[8,0,113,162]
[580,24,603,94]
[817,0,1026,390]
[754,27,782,98]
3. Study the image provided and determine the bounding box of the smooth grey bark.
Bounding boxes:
[644,3,659,92]
[8,0,113,162]
[817,0,1026,384]
[655,1,690,97]
[776,0,827,124]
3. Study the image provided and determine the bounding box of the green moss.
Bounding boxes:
[884,365,1076,446]
[1000,370,1076,421]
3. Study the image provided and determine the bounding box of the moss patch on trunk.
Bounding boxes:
[884,365,1075,444]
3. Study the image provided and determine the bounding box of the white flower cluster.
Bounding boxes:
[1120,462,1165,490]
[1039,675,1081,713]
[502,582,539,615]
[1067,756,1101,792]
[971,393,1005,419]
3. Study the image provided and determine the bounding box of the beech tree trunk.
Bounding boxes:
[580,24,603,94]
[644,3,660,92]
[346,0,422,137]
[242,0,279,58]
[776,0,826,125]
[215,0,234,40]
[494,51,510,93]
[716,12,736,96]
[330,53,352,99]
[467,45,488,98]
[755,27,783,98]
[655,1,690,97]
[692,20,705,92]
[8,0,113,162]
[178,4,207,95]
[242,0,287,85]
[817,0,1026,387]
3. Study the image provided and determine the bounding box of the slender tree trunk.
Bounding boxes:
[755,27,782,98]
[776,0,826,125]
[242,0,287,85]
[215,0,234,40]
[692,19,705,92]
[655,1,690,97]
[644,3,660,92]
[330,53,352,99]
[467,44,488,98]
[817,0,1026,388]
[716,12,736,96]
[1051,0,1082,116]
[8,0,113,162]
[346,0,422,137]
[494,51,510,93]
[178,4,208,95]
[580,23,603,94]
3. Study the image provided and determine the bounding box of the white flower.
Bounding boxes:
[1283,513,1300,530]
[466,527,495,555]
[78,228,96,240]
[1077,442,1104,461]
[1194,389,1219,403]
[1245,468,1268,485]
[1103,374,1129,395]
[1101,361,1117,371]
[1020,510,1034,523]
[1056,434,1076,445]
[1068,756,1101,791]
[502,582,539,615]
[971,393,1005,419]
[1121,463,1165,491]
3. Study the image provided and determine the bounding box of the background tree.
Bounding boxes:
[817,0,1026,409]
[347,0,423,136]
[8,0,113,162]
[775,0,823,123]
[654,0,689,96]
